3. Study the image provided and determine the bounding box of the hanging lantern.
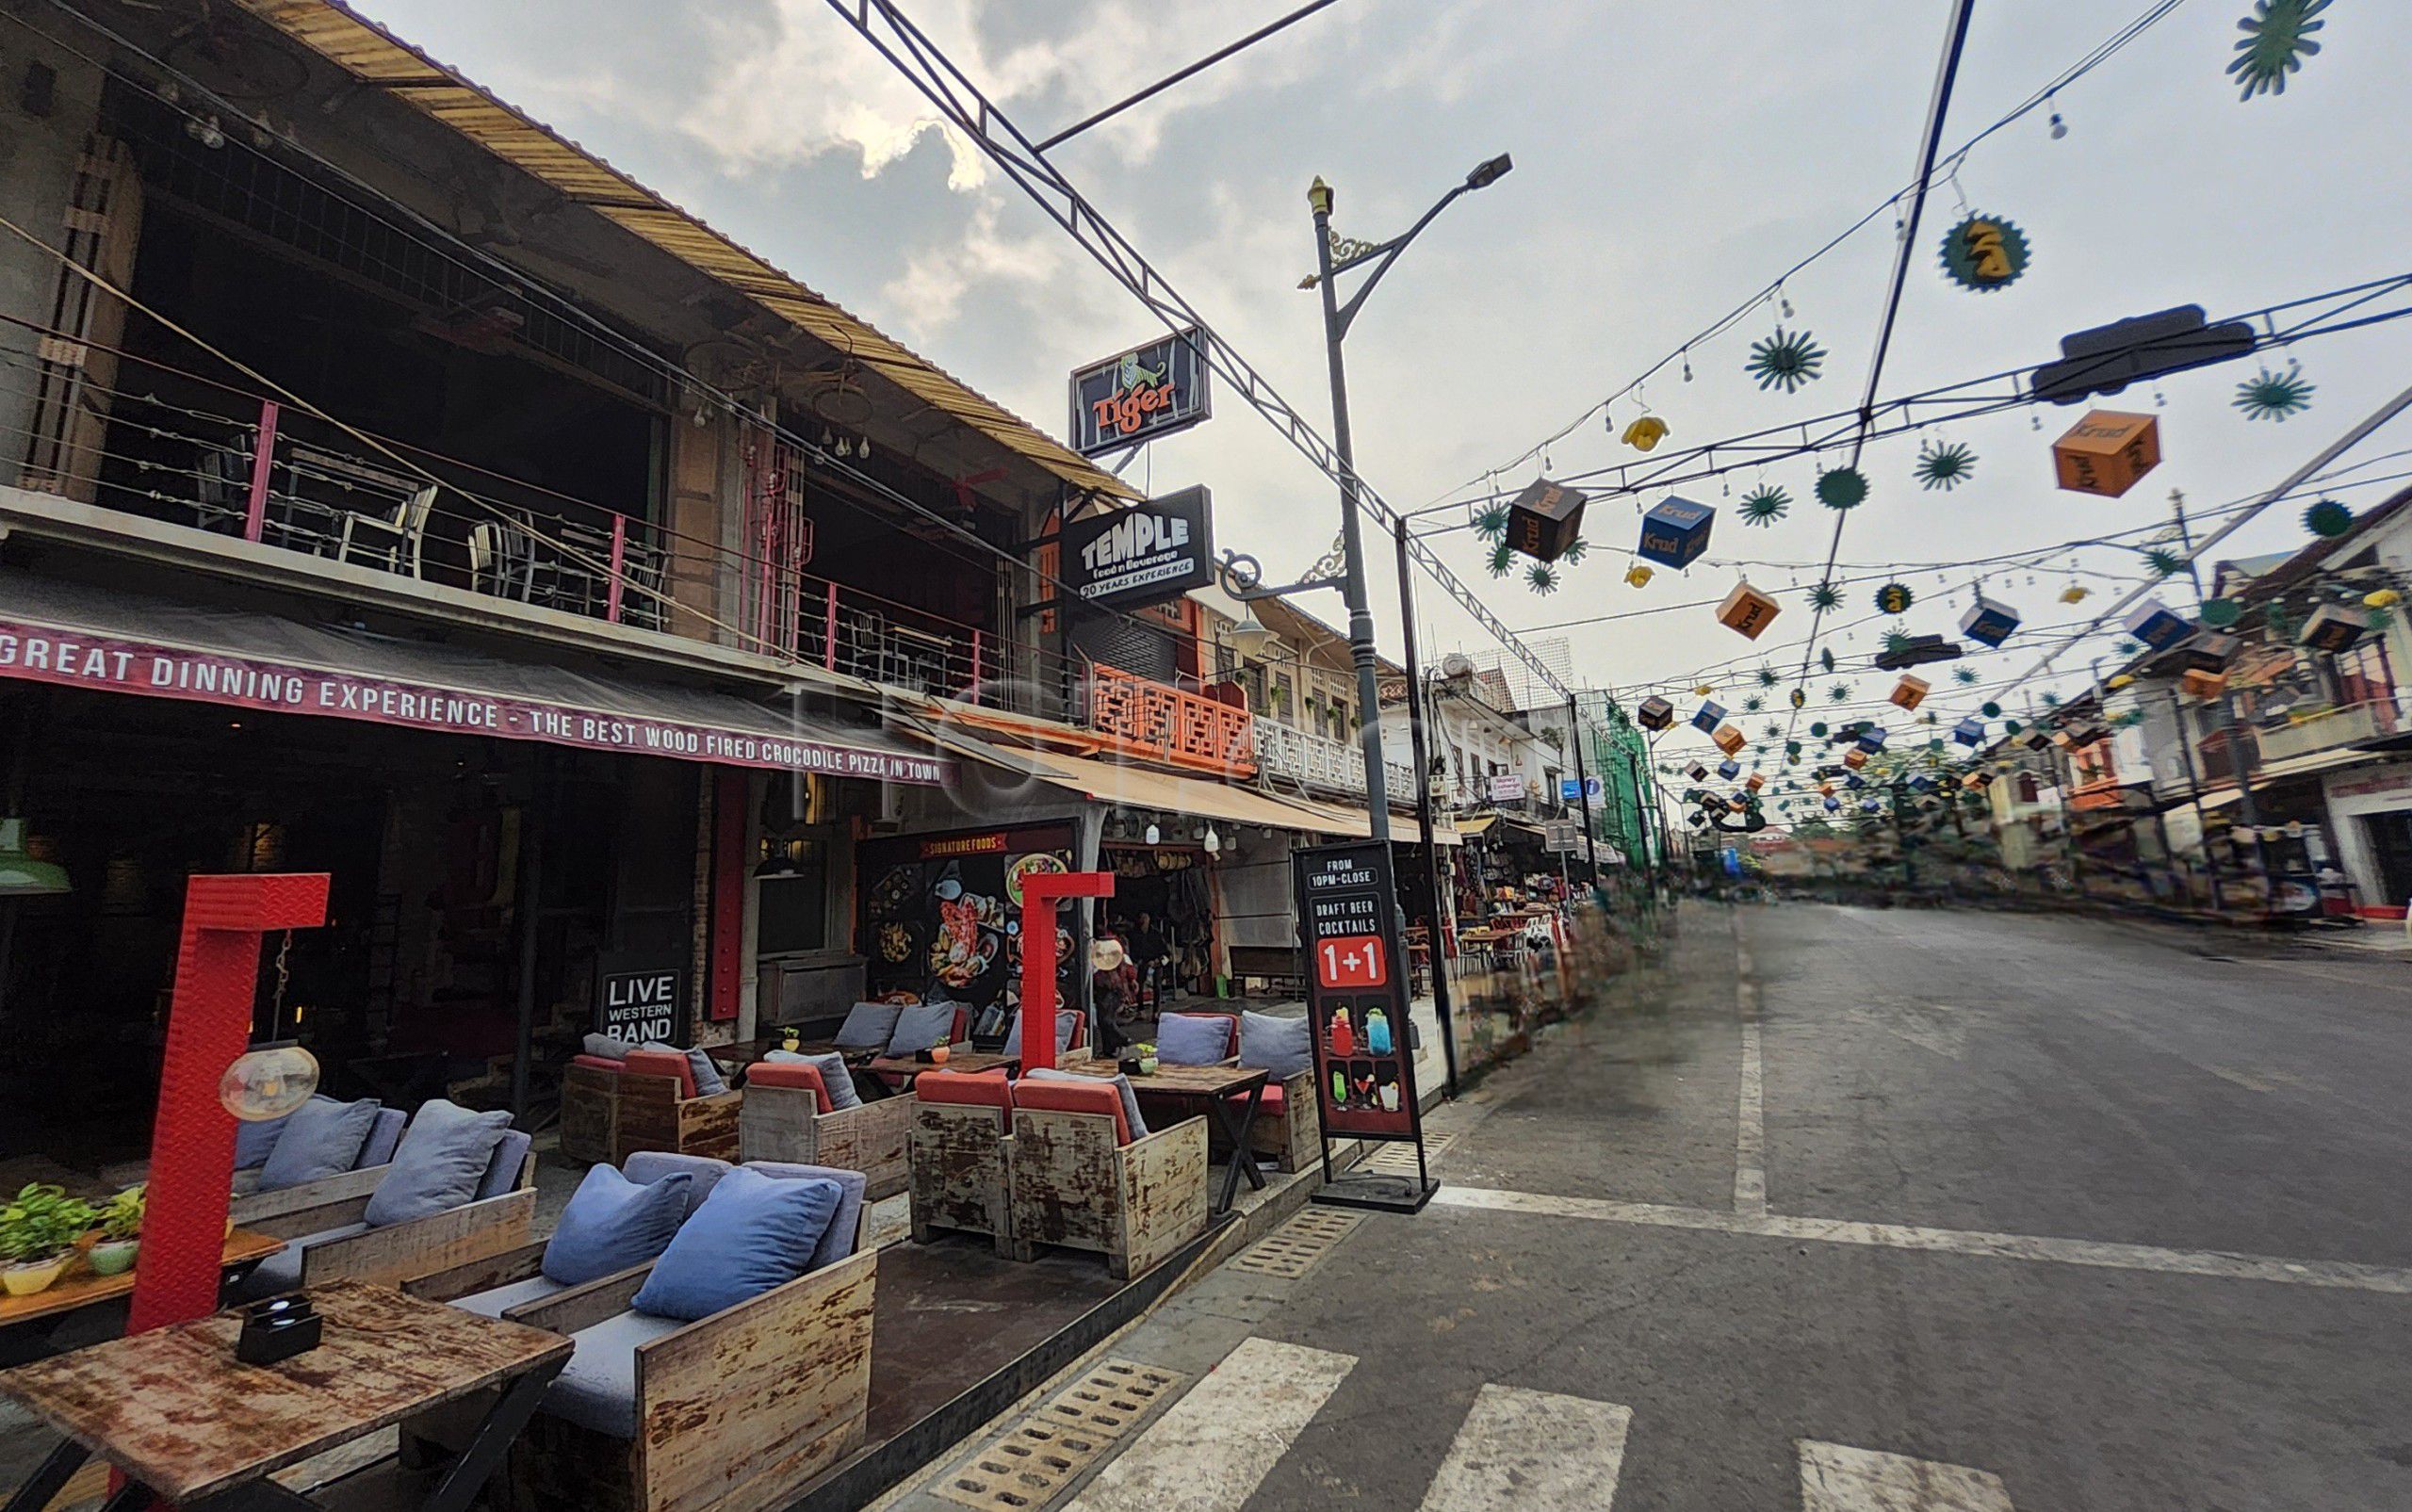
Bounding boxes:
[1716,581,1783,640]
[1889,675,1931,711]
[1951,717,1985,747]
[1690,700,1727,734]
[1960,594,2022,648]
[2180,668,2229,701]
[1621,415,1670,451]
[2299,604,2371,654]
[1505,477,1589,562]
[1637,695,1675,731]
[1711,724,1747,757]
[1638,496,1715,569]
[2124,600,2195,652]
[1625,562,1655,589]
[2052,411,2161,497]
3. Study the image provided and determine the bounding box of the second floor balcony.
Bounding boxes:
[2255,697,2403,765]
[1254,719,1418,803]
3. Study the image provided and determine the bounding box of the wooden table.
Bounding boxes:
[0,1280,569,1512]
[1073,1063,1270,1214]
[866,1050,1017,1090]
[0,1229,286,1369]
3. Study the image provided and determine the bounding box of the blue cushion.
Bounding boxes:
[832,1002,903,1051]
[1156,1014,1232,1066]
[1025,1067,1147,1140]
[1001,1011,1079,1059]
[885,1002,957,1056]
[766,1049,861,1112]
[1240,1011,1314,1081]
[255,1097,382,1193]
[477,1130,533,1202]
[234,1094,338,1171]
[451,1274,565,1320]
[742,1162,867,1269]
[630,1167,842,1323]
[546,1309,685,1438]
[542,1164,693,1286]
[684,1047,730,1098]
[359,1108,408,1169]
[362,1099,514,1228]
[621,1153,733,1219]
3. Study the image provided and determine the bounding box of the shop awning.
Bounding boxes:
[1278,793,1464,846]
[0,571,954,786]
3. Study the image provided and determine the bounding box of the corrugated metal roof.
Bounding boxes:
[233,0,1135,502]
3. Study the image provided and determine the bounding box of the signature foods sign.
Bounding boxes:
[1069,329,1211,456]
[1060,487,1215,610]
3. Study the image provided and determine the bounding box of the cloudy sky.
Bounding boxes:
[359,0,2410,726]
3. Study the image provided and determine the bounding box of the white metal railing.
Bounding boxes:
[1254,719,1417,799]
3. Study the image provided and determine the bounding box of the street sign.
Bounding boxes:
[1488,772,1526,802]
[1069,329,1212,455]
[1558,776,1604,803]
[1543,819,1582,853]
[596,951,685,1044]
[1293,841,1430,1207]
[1059,486,1216,610]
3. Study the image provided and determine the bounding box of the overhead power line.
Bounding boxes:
[1035,0,1350,150]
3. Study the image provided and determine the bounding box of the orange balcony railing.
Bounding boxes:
[1087,666,1256,777]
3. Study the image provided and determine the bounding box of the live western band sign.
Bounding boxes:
[0,618,955,786]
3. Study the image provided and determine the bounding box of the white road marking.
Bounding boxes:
[1734,916,1768,1217]
[1799,1440,2013,1510]
[1066,1338,1354,1511]
[1428,1185,2412,1295]
[1417,1384,1632,1510]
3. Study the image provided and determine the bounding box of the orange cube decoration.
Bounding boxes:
[1716,581,1782,641]
[1711,723,1746,756]
[1843,748,1869,771]
[1889,675,1930,711]
[2179,667,2227,701]
[1745,772,1767,793]
[2052,411,2160,498]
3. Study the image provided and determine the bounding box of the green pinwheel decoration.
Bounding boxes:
[1817,466,1869,511]
[1953,665,1980,685]
[1738,484,1791,527]
[1756,665,1781,689]
[1884,628,1915,656]
[2114,639,2142,657]
[2228,0,2328,100]
[2042,691,2062,709]
[1487,541,1515,577]
[1473,503,1512,541]
[1745,328,1827,394]
[1981,701,2002,719]
[1526,562,1561,594]
[2146,547,2188,578]
[1809,581,1843,611]
[2234,363,2315,421]
[1914,439,1978,490]
[1828,683,1851,704]
[1743,694,1766,713]
[1764,723,1784,741]
[2201,597,2242,627]
[2304,498,2354,537]
[1559,536,1590,563]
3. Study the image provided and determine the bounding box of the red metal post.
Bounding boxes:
[708,768,747,1023]
[605,515,628,625]
[1016,870,1114,1072]
[127,873,330,1336]
[824,582,839,672]
[241,400,280,545]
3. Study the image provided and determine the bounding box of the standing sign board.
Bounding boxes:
[596,951,686,1045]
[1070,329,1212,456]
[1293,840,1434,1211]
[1060,487,1216,610]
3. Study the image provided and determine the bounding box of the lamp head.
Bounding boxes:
[1227,612,1275,658]
[1465,153,1513,190]
[1307,176,1334,217]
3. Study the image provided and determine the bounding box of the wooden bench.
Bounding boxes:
[1006,1080,1208,1281]
[739,1061,912,1201]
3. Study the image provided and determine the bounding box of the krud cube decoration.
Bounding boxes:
[2179,668,2228,701]
[2299,604,2372,655]
[1960,594,2022,648]
[1952,717,1985,747]
[1637,695,1675,732]
[1824,796,1842,812]
[1687,763,1711,783]
[1716,581,1782,641]
[1717,758,1742,780]
[2184,632,2241,672]
[1638,496,1716,570]
[1746,773,1767,792]
[1856,726,1888,753]
[2124,600,2194,652]
[1843,748,1869,770]
[1889,675,1931,711]
[1711,723,1747,756]
[1690,700,1727,734]
[2052,410,2161,497]
[1506,476,1589,562]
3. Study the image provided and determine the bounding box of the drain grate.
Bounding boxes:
[1229,1207,1365,1279]
[1361,1134,1453,1178]
[937,1359,1186,1512]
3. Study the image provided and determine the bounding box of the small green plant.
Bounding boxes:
[97,1185,145,1244]
[1,1183,96,1265]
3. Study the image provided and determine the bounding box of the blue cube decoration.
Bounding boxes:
[2125,600,2194,653]
[1638,496,1715,570]
[1952,717,1985,747]
[1960,594,2022,648]
[1909,774,1934,792]
[1717,758,1741,780]
[1690,700,1726,734]
[1855,726,1888,754]
[1824,796,1842,812]
[1846,773,1866,790]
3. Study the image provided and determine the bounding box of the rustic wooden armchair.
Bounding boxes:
[1156,1012,1318,1174]
[613,1048,741,1163]
[740,1060,911,1200]
[1006,1080,1208,1281]
[906,1070,1017,1254]
[238,1131,536,1296]
[557,1054,623,1164]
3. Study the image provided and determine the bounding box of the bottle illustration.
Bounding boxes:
[1330,1006,1356,1057]
[1332,1066,1350,1107]
[1379,1080,1401,1112]
[1366,1006,1393,1054]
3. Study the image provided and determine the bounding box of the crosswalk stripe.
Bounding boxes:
[1416,1384,1633,1510]
[1799,1440,2014,1511]
[1065,1337,1355,1511]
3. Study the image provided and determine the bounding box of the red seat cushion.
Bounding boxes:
[745,1061,833,1114]
[1012,1078,1132,1146]
[623,1047,698,1099]
[917,1069,1016,1129]
[569,1054,625,1075]
[1225,1081,1285,1113]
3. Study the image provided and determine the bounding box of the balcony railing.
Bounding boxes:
[2255,698,2401,765]
[1087,665,1256,777]
[1253,719,1416,801]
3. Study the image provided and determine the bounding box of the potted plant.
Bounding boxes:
[1134,1041,1159,1077]
[1,1183,95,1296]
[88,1186,145,1276]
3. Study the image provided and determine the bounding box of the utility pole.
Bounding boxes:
[1392,515,1459,1097]
[1568,692,1601,883]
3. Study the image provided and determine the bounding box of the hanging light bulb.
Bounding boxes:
[1681,348,1694,382]
[1778,283,1794,319]
[1203,825,1221,855]
[2046,92,2068,139]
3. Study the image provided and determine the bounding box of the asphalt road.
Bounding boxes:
[1012,902,2412,1511]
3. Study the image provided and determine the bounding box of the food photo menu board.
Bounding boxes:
[858,823,1079,1024]
[1292,839,1420,1140]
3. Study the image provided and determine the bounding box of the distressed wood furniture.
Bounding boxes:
[1004,1081,1209,1281]
[0,1280,567,1512]
[1071,1063,1271,1213]
[907,1071,1018,1254]
[0,1230,284,1368]
[243,1148,538,1294]
[741,1064,913,1200]
[1153,1012,1319,1176]
[614,1048,742,1163]
[558,1056,622,1164]
[867,1049,1016,1091]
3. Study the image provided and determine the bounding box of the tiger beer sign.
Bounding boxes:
[1070,329,1212,456]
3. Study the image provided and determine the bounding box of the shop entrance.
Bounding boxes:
[1100,844,1214,1006]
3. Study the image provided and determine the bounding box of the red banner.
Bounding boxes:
[0,617,953,787]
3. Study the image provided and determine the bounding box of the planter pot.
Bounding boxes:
[88,1239,139,1276]
[1137,1056,1159,1076]
[3,1257,69,1296]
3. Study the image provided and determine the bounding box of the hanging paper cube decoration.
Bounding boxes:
[2183,632,2240,672]
[2124,600,2194,652]
[1843,748,1868,771]
[2051,411,2160,497]
[1889,675,1931,711]
[1716,581,1782,641]
[1717,758,1742,780]
[2025,731,2054,752]
[1846,773,1866,791]
[1637,695,1675,731]
[1861,798,1882,814]
[1505,477,1589,562]
[1951,717,1985,747]
[1711,724,1747,757]
[1687,763,1710,783]
[1960,594,2022,648]
[1690,700,1727,734]
[1824,796,1842,812]
[2299,604,2371,654]
[1638,496,1715,570]
[1909,774,1934,793]
[1856,726,1888,753]
[2179,668,2228,701]
[1746,773,1767,792]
